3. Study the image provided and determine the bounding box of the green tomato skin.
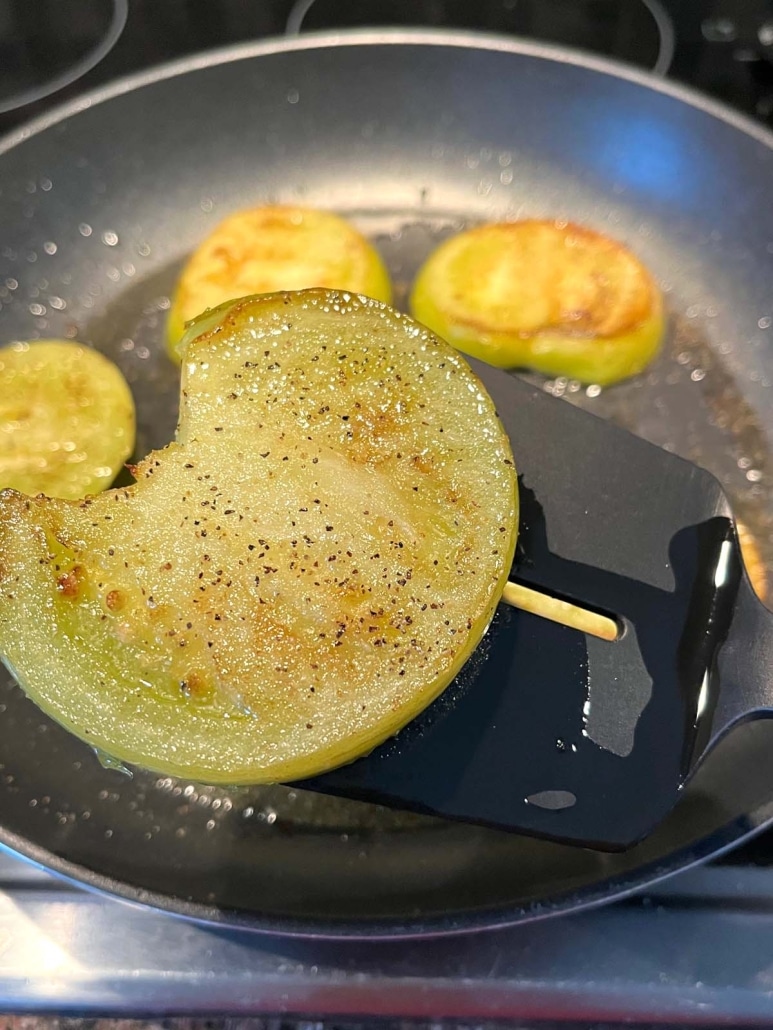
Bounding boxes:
[411,279,664,387]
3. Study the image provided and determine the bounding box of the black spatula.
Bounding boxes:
[299,359,773,851]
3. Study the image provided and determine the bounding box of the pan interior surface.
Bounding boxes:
[1,32,773,936]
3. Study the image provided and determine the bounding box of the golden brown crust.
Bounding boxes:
[428,219,659,341]
[172,205,391,338]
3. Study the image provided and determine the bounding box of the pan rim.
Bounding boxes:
[3,27,773,939]
[2,804,771,940]
[2,26,773,157]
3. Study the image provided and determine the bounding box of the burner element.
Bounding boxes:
[288,0,674,74]
[0,0,127,114]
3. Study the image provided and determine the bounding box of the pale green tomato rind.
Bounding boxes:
[0,340,135,499]
[0,291,517,784]
[412,283,664,386]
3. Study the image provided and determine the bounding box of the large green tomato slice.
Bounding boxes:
[0,291,517,784]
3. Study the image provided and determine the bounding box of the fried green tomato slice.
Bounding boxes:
[410,219,664,386]
[166,205,393,360]
[0,291,517,784]
[737,520,768,603]
[0,340,135,499]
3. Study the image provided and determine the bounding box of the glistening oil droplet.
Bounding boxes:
[93,748,133,778]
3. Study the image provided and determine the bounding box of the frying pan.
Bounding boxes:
[2,29,773,938]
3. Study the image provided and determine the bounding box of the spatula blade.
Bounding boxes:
[301,363,735,850]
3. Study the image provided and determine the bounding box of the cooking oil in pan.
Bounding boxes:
[545,314,773,605]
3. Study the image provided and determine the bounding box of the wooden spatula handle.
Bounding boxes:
[502,582,619,641]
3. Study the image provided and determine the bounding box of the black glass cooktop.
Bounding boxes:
[1,0,773,132]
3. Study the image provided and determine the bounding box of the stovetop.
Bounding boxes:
[3,852,773,1024]
[3,0,773,1023]
[3,0,773,134]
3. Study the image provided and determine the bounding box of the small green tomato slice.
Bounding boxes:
[167,205,393,360]
[410,219,664,386]
[0,290,517,784]
[0,340,135,499]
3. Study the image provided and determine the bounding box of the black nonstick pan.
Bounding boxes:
[3,30,773,938]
